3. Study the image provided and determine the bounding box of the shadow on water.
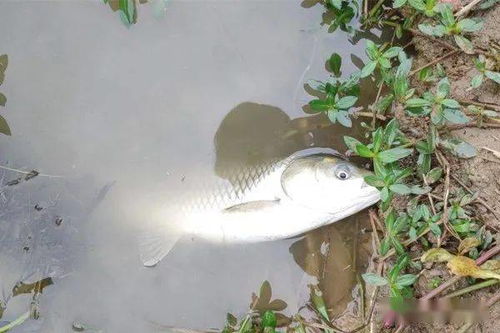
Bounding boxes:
[212,101,374,317]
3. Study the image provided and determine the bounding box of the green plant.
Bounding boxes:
[467,105,499,127]
[322,0,358,33]
[406,0,439,17]
[363,255,418,310]
[102,0,169,26]
[307,54,361,127]
[470,55,500,88]
[405,77,469,125]
[361,41,402,78]
[418,4,483,53]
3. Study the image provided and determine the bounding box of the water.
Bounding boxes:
[0,1,382,331]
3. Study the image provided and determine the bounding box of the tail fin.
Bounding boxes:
[139,221,182,267]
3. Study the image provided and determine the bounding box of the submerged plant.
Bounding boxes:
[102,0,169,26]
[0,54,10,136]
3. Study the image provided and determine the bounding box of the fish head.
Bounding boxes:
[281,154,380,214]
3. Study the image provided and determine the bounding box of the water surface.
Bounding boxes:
[0,1,380,331]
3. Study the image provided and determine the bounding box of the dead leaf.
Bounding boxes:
[458,237,481,255]
[421,248,500,280]
[480,260,500,273]
[447,256,500,280]
[421,248,454,263]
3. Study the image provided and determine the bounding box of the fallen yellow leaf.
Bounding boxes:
[421,248,500,280]
[421,248,454,263]
[458,237,481,255]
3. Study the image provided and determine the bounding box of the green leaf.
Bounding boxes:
[439,4,455,27]
[384,119,399,146]
[418,23,435,36]
[441,99,460,108]
[380,237,391,256]
[362,273,388,286]
[470,73,484,88]
[375,94,394,114]
[365,175,385,187]
[410,185,431,194]
[383,47,402,58]
[309,99,331,112]
[336,96,358,109]
[443,108,470,124]
[409,0,426,10]
[378,147,413,164]
[328,53,342,76]
[429,223,442,236]
[327,109,338,124]
[372,127,384,153]
[380,186,390,202]
[361,61,377,78]
[389,184,412,195]
[457,18,483,32]
[365,40,378,59]
[440,138,477,158]
[418,152,432,174]
[0,92,5,107]
[379,57,392,69]
[310,285,329,321]
[437,77,450,98]
[393,0,407,8]
[262,311,277,328]
[406,98,431,107]
[329,0,343,9]
[0,114,11,136]
[336,110,352,127]
[485,71,500,84]
[344,136,363,152]
[454,35,474,54]
[395,274,418,287]
[426,167,443,184]
[356,143,374,158]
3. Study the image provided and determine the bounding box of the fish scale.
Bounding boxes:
[180,160,283,213]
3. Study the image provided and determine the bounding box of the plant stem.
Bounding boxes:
[455,98,500,112]
[355,111,387,121]
[444,279,499,298]
[0,311,30,333]
[455,0,483,18]
[409,50,460,76]
[368,0,386,20]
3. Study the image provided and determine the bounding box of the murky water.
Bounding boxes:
[0,1,385,331]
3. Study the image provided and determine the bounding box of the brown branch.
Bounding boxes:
[455,0,483,18]
[409,50,460,76]
[446,122,500,130]
[455,98,500,112]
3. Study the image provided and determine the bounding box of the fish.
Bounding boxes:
[139,148,380,267]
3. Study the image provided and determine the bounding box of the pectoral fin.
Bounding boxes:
[224,200,281,213]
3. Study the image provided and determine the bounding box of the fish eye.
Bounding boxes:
[335,166,350,180]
